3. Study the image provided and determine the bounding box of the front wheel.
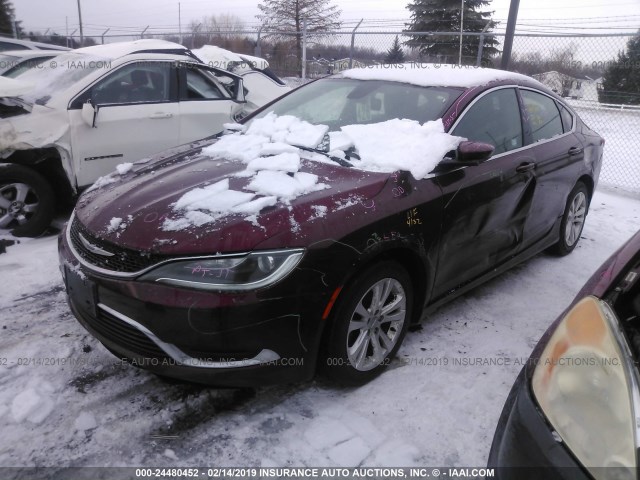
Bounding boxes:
[321,262,413,385]
[0,164,55,237]
[550,182,589,256]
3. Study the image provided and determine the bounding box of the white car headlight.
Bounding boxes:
[532,296,640,479]
[139,249,304,292]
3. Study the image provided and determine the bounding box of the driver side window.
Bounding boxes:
[91,62,171,105]
[452,88,523,155]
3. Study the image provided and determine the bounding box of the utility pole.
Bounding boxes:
[301,18,307,80]
[178,2,182,44]
[65,16,69,47]
[501,0,520,70]
[458,0,464,65]
[76,0,84,46]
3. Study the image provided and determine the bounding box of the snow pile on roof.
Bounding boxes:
[341,63,543,88]
[193,46,270,72]
[75,39,186,59]
[342,118,463,179]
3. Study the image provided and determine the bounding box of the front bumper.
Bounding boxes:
[488,367,591,479]
[59,228,329,387]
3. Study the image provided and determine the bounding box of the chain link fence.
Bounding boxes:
[37,29,639,192]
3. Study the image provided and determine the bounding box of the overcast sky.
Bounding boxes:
[14,0,640,37]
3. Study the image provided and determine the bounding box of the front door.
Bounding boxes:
[69,61,180,187]
[432,87,536,298]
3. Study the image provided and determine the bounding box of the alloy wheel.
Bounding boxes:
[346,277,407,371]
[564,191,586,247]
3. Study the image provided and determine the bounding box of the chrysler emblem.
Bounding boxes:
[79,233,115,257]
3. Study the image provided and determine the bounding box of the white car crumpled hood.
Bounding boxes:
[0,77,35,98]
[0,104,70,153]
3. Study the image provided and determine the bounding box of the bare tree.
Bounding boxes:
[257,0,341,76]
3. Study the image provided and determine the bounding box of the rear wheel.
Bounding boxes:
[322,262,413,385]
[551,181,589,256]
[0,164,55,237]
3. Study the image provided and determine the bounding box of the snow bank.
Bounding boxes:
[342,63,543,89]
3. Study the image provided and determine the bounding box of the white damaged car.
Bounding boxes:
[193,45,290,117]
[0,39,252,236]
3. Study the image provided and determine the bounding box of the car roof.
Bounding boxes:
[74,39,192,60]
[0,49,60,59]
[0,37,70,51]
[338,63,547,90]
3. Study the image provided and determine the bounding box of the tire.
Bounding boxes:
[550,181,590,256]
[0,164,55,237]
[321,262,413,386]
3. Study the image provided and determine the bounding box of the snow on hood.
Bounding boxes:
[156,112,462,232]
[341,63,545,89]
[162,113,330,231]
[0,76,35,97]
[340,118,462,180]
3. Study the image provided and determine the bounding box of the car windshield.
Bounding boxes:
[247,78,463,131]
[16,52,109,105]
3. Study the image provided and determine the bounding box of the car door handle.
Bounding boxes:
[149,112,173,119]
[568,146,584,156]
[516,162,536,173]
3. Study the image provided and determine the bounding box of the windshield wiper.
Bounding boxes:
[292,145,353,168]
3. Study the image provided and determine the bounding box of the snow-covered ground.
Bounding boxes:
[0,187,638,468]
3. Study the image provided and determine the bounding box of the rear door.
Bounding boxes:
[432,87,537,298]
[177,63,240,142]
[518,88,585,249]
[69,60,180,187]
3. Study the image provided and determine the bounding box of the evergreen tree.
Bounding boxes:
[0,0,21,38]
[404,0,499,65]
[598,30,640,105]
[257,0,341,77]
[385,36,406,64]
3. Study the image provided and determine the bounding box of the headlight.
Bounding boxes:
[532,296,640,479]
[139,249,304,292]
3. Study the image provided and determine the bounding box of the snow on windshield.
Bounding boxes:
[160,112,463,231]
[17,52,109,105]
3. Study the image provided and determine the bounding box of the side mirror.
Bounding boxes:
[457,141,495,163]
[438,141,494,169]
[81,101,98,128]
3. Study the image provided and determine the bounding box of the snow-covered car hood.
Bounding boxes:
[0,76,35,97]
[74,151,390,255]
[75,112,463,255]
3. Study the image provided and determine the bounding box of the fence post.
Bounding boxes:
[101,28,110,44]
[192,23,201,49]
[255,25,263,58]
[302,19,307,80]
[349,19,363,69]
[141,26,149,39]
[476,21,491,67]
[501,0,520,69]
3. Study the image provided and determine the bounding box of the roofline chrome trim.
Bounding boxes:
[98,303,281,369]
[447,84,577,163]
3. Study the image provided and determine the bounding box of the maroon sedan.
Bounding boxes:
[59,64,604,386]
